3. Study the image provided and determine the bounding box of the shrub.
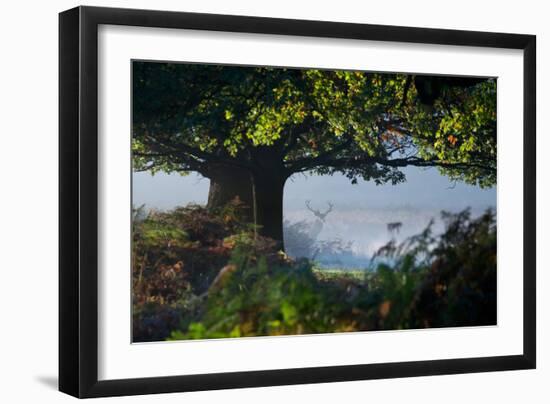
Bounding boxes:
[133,204,496,342]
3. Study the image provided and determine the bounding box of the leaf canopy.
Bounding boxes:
[133,62,496,187]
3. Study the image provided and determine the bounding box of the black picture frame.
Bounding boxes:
[59,5,536,398]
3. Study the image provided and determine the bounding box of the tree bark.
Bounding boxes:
[251,173,286,246]
[204,162,287,248]
[205,164,254,222]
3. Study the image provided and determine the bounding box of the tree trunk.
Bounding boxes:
[204,163,287,248]
[206,164,254,222]
[252,173,286,246]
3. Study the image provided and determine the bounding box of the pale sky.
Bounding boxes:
[133,167,496,264]
[133,166,496,212]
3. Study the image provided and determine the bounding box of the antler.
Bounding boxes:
[305,200,334,221]
[305,200,321,216]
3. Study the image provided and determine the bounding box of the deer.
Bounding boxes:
[387,222,403,236]
[304,201,334,243]
[305,200,334,222]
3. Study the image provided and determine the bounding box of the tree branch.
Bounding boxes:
[290,152,495,175]
[285,132,354,174]
[141,133,255,172]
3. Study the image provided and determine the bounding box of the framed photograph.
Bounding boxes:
[59,6,536,398]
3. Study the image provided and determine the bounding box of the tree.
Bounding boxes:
[132,62,496,245]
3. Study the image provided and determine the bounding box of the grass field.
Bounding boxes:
[312,266,367,282]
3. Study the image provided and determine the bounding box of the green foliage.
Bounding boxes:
[132,201,290,341]
[132,201,249,341]
[133,206,498,342]
[133,63,496,187]
[410,80,497,187]
[368,208,497,328]
[172,256,341,339]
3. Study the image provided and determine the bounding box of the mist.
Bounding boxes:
[133,167,496,269]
